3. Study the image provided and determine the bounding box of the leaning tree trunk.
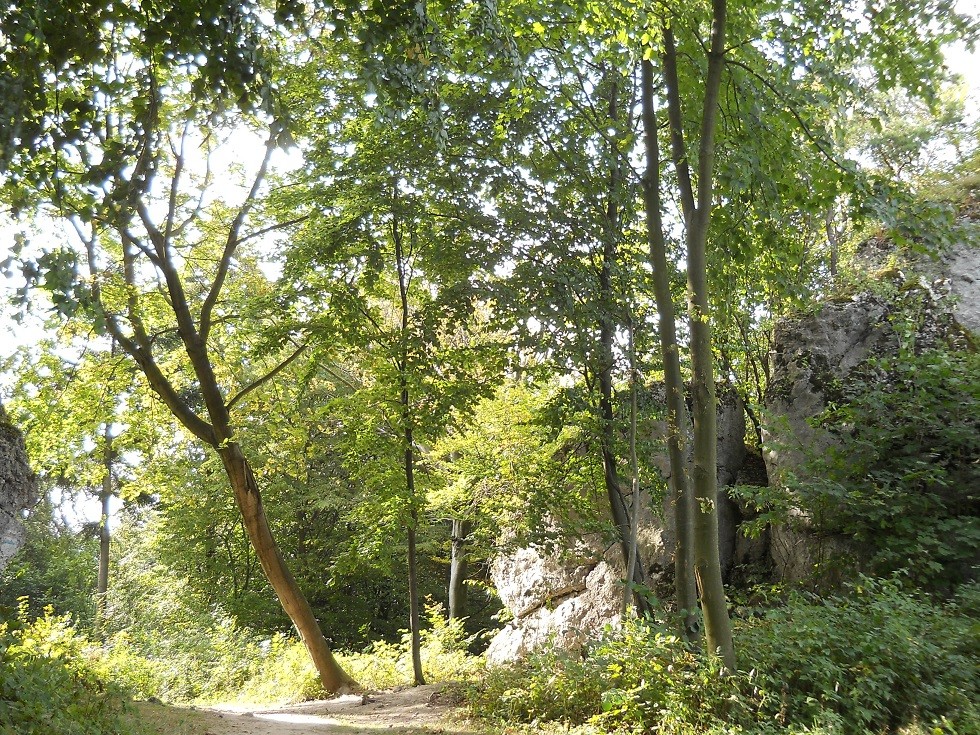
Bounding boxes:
[220,442,357,692]
[448,519,471,620]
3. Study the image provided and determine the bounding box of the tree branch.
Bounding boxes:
[226,343,309,413]
[662,22,697,224]
[201,129,277,343]
[71,218,217,445]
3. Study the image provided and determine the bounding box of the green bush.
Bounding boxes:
[797,345,979,589]
[0,603,141,735]
[739,578,978,733]
[469,579,980,735]
[97,600,482,705]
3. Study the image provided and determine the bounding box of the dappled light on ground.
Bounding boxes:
[136,684,481,735]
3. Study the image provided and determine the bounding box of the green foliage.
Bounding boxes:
[340,604,483,691]
[95,600,480,705]
[0,498,98,627]
[0,604,140,735]
[470,579,980,735]
[432,381,607,555]
[794,345,979,587]
[738,578,979,734]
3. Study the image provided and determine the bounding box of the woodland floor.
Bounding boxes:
[133,684,485,735]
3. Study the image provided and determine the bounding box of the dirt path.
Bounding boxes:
[135,684,484,735]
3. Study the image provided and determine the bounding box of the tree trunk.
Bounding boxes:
[404,433,426,686]
[640,59,699,640]
[95,430,112,639]
[598,72,649,614]
[448,518,471,620]
[622,318,642,617]
[219,442,357,692]
[682,0,737,670]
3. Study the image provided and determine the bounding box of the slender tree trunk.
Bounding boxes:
[394,210,425,687]
[597,73,649,613]
[219,443,357,692]
[622,318,642,616]
[640,59,699,641]
[404,438,426,686]
[677,0,736,670]
[95,427,112,639]
[448,519,471,620]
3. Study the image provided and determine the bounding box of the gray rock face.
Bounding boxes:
[0,402,37,570]
[945,242,980,336]
[761,235,980,583]
[763,293,896,490]
[486,390,749,663]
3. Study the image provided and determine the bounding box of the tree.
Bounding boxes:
[9,106,358,692]
[276,79,504,681]
[632,0,976,667]
[1,335,154,634]
[483,30,657,608]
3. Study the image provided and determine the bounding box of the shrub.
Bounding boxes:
[0,603,141,735]
[469,579,980,735]
[739,578,978,733]
[97,600,482,705]
[795,346,979,589]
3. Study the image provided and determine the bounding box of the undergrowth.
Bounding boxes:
[469,578,980,735]
[95,601,480,704]
[0,602,141,735]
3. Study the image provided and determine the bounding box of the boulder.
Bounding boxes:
[762,233,980,583]
[0,402,37,571]
[486,388,749,663]
[945,241,980,336]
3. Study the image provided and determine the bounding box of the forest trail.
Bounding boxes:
[135,683,483,735]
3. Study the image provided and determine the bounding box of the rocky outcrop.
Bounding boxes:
[762,232,980,583]
[945,241,980,336]
[486,389,752,663]
[0,402,37,570]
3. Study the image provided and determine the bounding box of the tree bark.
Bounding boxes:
[395,209,426,687]
[219,442,357,692]
[640,59,699,640]
[670,0,737,670]
[404,436,426,686]
[448,519,471,620]
[95,426,112,639]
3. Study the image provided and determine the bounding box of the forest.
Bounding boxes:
[0,0,978,733]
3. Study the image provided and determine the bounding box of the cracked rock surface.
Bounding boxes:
[0,402,37,571]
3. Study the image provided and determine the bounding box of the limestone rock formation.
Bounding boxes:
[486,389,750,663]
[945,241,980,336]
[0,402,37,571]
[762,233,979,582]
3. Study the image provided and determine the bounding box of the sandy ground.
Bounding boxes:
[134,684,484,735]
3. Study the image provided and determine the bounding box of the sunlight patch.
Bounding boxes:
[253,713,341,725]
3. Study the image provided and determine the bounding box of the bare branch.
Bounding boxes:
[71,217,217,445]
[237,214,312,247]
[163,119,193,245]
[226,343,309,413]
[201,130,278,343]
[725,57,853,175]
